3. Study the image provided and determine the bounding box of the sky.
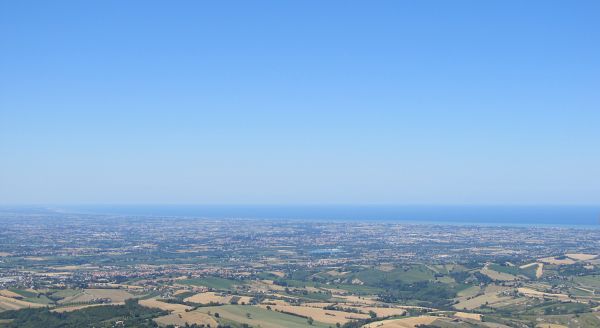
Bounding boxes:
[1,1,599,205]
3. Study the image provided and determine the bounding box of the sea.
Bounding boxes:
[33,204,600,228]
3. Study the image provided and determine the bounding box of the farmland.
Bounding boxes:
[196,305,332,328]
[1,213,600,327]
[57,288,134,304]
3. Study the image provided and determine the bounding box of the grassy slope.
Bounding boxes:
[197,305,330,328]
[180,277,240,290]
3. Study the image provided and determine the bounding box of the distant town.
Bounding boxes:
[1,210,599,327]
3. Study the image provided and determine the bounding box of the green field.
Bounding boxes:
[7,289,37,298]
[197,305,330,328]
[332,283,385,295]
[573,275,600,289]
[350,264,435,285]
[180,276,241,290]
[456,285,480,298]
[488,264,537,279]
[520,312,600,327]
[23,295,53,305]
[49,289,80,299]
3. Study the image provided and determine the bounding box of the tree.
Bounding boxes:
[368,310,377,319]
[307,317,314,325]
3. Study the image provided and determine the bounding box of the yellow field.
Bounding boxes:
[487,296,529,309]
[58,288,134,304]
[0,252,11,257]
[517,287,569,300]
[480,266,518,281]
[52,303,124,313]
[302,302,335,308]
[262,299,292,306]
[0,290,22,298]
[519,262,537,269]
[454,294,507,310]
[302,302,406,317]
[102,283,144,290]
[184,291,252,305]
[322,287,350,294]
[535,263,544,278]
[454,285,512,310]
[306,286,324,293]
[154,310,218,327]
[362,316,438,328]
[270,292,300,302]
[139,299,192,313]
[520,263,544,278]
[261,304,369,324]
[0,295,45,311]
[248,280,286,292]
[359,306,406,317]
[332,294,379,305]
[536,324,568,328]
[565,253,598,261]
[539,257,576,265]
[454,311,482,320]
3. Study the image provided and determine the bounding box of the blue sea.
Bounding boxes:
[42,204,600,227]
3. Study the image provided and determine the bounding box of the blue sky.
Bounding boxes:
[1,1,599,205]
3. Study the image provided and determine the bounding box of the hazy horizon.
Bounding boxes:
[2,204,599,226]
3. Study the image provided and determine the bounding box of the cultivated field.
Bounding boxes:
[154,310,218,327]
[52,303,124,313]
[573,275,600,289]
[454,311,482,321]
[58,288,134,304]
[0,295,45,311]
[299,302,407,317]
[331,294,380,305]
[248,280,287,293]
[457,285,481,298]
[184,291,252,305]
[180,276,240,290]
[0,290,22,299]
[139,298,192,313]
[356,306,406,317]
[362,315,438,328]
[539,257,576,265]
[481,266,519,281]
[517,287,569,300]
[376,264,395,272]
[565,253,598,261]
[454,285,512,310]
[197,305,331,328]
[260,304,369,324]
